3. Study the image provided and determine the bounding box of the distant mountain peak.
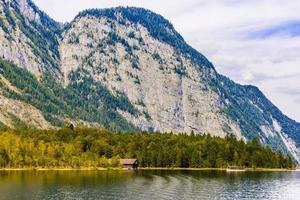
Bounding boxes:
[7,0,61,31]
[73,6,214,69]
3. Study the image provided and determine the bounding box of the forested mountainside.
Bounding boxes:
[0,0,299,162]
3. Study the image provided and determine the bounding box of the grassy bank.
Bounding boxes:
[0,167,295,171]
[140,167,295,171]
[0,167,116,171]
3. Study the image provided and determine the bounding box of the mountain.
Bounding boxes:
[0,0,299,162]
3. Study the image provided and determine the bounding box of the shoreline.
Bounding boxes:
[0,167,296,172]
[140,167,296,171]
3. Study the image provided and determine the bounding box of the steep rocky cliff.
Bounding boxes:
[0,0,61,77]
[0,1,299,162]
[60,11,242,138]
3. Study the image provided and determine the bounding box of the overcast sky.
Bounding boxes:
[34,0,300,122]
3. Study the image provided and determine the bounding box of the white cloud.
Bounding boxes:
[34,0,300,121]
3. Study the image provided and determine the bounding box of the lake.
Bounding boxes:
[0,170,299,200]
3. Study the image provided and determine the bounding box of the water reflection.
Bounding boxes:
[0,170,299,200]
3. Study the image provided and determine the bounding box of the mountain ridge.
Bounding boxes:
[0,0,299,162]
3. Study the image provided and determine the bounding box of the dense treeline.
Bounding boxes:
[0,127,294,169]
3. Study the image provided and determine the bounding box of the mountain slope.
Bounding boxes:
[0,0,61,77]
[215,75,300,162]
[0,58,137,132]
[0,1,299,162]
[59,7,300,162]
[60,9,241,137]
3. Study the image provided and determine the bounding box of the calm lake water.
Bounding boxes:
[0,170,299,200]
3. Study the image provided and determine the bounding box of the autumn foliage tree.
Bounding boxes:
[0,127,295,169]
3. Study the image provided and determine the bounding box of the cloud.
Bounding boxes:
[277,87,300,96]
[295,98,300,104]
[247,20,300,39]
[33,0,300,122]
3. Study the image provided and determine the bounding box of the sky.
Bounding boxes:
[34,0,300,122]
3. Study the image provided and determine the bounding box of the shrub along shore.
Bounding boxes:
[0,126,295,169]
